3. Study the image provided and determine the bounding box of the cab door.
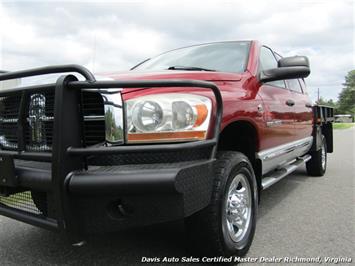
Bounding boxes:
[285,78,313,140]
[257,46,296,150]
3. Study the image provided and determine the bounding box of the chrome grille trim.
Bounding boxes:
[0,118,18,123]
[0,116,105,123]
[101,90,124,145]
[83,115,105,121]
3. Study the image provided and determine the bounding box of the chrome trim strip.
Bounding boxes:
[83,115,105,121]
[266,120,282,127]
[257,136,313,175]
[257,137,313,161]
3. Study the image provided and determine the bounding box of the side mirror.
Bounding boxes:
[260,56,310,83]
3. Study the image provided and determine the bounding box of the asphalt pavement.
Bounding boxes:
[0,128,354,266]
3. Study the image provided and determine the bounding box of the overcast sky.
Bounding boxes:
[0,0,353,101]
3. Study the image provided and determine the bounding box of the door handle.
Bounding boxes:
[305,102,313,108]
[286,99,295,106]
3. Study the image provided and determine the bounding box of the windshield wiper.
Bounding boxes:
[167,66,216,72]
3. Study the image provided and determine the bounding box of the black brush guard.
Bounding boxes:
[0,65,223,234]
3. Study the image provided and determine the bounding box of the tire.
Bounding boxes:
[306,134,327,176]
[185,151,258,257]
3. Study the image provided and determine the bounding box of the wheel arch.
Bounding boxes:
[217,120,262,191]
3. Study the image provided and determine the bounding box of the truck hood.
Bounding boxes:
[100,70,242,94]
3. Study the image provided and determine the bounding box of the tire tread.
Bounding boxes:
[306,135,327,176]
[185,151,255,256]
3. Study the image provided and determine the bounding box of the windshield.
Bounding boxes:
[133,41,251,73]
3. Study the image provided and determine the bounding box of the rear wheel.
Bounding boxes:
[185,151,258,257]
[306,135,327,176]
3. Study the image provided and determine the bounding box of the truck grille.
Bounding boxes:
[0,92,22,150]
[0,90,105,152]
[82,91,106,146]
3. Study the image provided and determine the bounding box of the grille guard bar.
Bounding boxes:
[0,64,96,82]
[0,64,223,233]
[0,65,223,160]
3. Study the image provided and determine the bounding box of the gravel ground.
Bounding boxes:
[0,128,353,266]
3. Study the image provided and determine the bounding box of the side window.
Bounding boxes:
[260,47,278,70]
[286,79,303,93]
[259,47,286,88]
[299,79,308,94]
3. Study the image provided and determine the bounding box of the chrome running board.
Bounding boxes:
[261,154,311,190]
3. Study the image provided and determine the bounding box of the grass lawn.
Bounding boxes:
[333,123,355,129]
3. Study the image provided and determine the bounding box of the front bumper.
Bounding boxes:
[1,157,214,234]
[69,160,214,233]
[0,65,223,235]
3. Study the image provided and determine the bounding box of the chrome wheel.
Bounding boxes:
[321,141,326,170]
[225,173,252,243]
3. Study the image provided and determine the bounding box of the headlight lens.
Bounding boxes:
[132,100,164,132]
[126,93,211,143]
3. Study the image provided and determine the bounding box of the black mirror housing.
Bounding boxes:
[260,56,310,83]
[278,56,309,68]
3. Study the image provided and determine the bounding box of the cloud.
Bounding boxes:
[0,0,353,101]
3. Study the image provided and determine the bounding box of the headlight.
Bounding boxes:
[125,93,211,143]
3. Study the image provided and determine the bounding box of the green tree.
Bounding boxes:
[337,70,355,115]
[327,99,336,108]
[316,97,337,108]
[316,96,327,105]
[105,109,123,141]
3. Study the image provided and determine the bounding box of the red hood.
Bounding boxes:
[99,70,242,94]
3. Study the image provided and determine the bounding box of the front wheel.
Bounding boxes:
[306,135,327,176]
[185,151,258,257]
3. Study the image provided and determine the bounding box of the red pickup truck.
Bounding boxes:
[0,40,333,257]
